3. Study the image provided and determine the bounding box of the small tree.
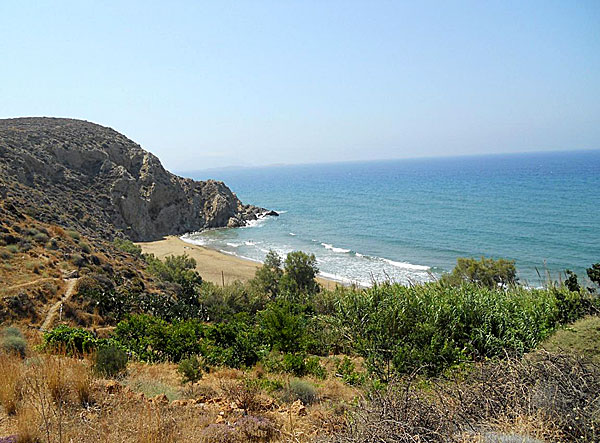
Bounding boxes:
[252,250,283,298]
[280,251,320,297]
[177,356,204,394]
[565,270,581,292]
[587,263,600,292]
[441,257,517,289]
[93,345,128,378]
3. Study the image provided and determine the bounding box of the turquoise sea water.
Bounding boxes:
[183,150,600,286]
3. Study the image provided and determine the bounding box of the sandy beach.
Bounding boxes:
[137,236,339,289]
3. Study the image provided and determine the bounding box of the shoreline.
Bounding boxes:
[136,236,341,289]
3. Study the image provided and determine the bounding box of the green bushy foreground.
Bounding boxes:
[42,252,598,380]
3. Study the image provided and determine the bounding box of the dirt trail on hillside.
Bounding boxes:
[41,278,78,331]
[5,277,57,292]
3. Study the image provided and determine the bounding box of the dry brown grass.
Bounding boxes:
[0,354,24,415]
[15,405,40,443]
[67,358,93,406]
[327,351,600,443]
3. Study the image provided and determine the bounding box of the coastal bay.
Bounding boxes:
[137,236,339,289]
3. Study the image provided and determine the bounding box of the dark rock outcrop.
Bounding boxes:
[0,117,267,241]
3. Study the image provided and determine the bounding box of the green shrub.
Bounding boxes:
[259,300,307,353]
[42,325,98,355]
[67,229,81,241]
[441,256,517,288]
[46,238,60,250]
[0,327,27,357]
[33,232,49,244]
[305,356,327,379]
[93,345,128,377]
[336,282,589,378]
[177,356,204,387]
[199,280,269,323]
[588,263,600,291]
[335,356,365,385]
[201,315,263,368]
[113,314,205,362]
[71,253,86,267]
[6,244,19,254]
[2,326,23,338]
[281,353,307,377]
[282,379,318,405]
[113,238,142,257]
[565,270,581,292]
[262,352,326,379]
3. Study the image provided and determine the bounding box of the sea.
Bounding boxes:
[180,150,600,287]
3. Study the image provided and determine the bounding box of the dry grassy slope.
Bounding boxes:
[542,315,600,361]
[0,199,167,328]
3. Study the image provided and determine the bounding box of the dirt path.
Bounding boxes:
[5,277,57,292]
[40,278,78,331]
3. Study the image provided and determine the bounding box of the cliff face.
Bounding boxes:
[0,117,267,241]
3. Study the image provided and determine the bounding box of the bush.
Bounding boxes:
[268,353,326,379]
[0,327,27,358]
[587,263,600,290]
[42,325,98,355]
[282,378,318,405]
[441,256,517,288]
[259,300,307,353]
[336,282,590,378]
[201,315,263,368]
[335,356,365,386]
[71,253,86,267]
[281,353,306,377]
[305,356,327,379]
[177,356,204,387]
[93,345,128,377]
[67,229,80,241]
[565,269,581,292]
[32,232,49,244]
[113,314,205,362]
[113,238,142,256]
[123,377,180,401]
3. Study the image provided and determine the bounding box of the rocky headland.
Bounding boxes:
[0,117,270,241]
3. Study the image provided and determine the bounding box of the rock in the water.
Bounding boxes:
[0,117,267,241]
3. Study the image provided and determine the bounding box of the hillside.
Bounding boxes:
[0,117,268,241]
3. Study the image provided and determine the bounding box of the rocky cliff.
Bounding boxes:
[0,117,269,241]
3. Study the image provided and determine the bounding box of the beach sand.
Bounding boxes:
[137,236,339,289]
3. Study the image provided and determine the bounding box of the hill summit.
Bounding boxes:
[0,117,267,241]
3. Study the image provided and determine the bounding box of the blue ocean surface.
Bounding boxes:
[182,150,600,287]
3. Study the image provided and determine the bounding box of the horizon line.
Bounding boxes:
[176,147,600,175]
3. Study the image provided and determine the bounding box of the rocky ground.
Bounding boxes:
[0,117,267,241]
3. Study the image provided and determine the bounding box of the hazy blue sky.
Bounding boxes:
[1,1,599,171]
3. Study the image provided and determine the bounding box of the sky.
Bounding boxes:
[1,1,599,171]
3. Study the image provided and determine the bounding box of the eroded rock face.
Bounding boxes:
[0,117,266,241]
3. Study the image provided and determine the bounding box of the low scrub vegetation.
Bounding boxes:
[2,223,598,442]
[43,254,598,383]
[0,326,27,357]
